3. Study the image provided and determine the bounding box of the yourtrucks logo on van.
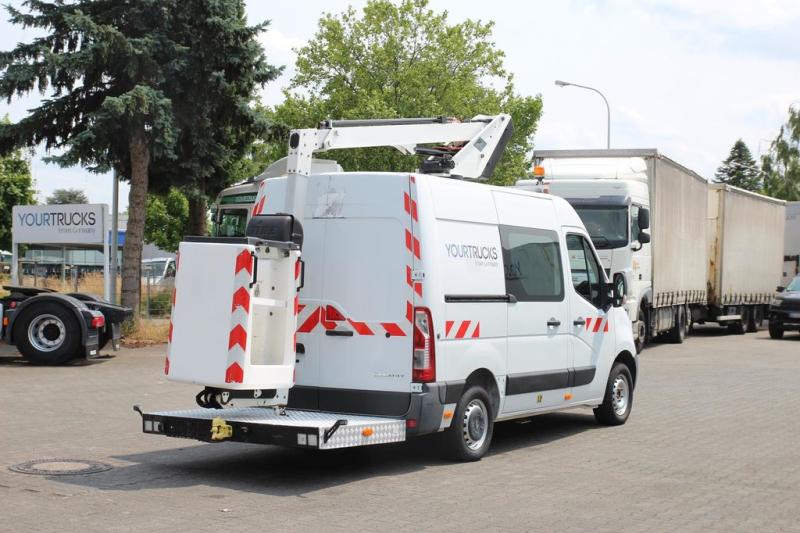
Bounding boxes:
[445,242,499,268]
[12,204,106,245]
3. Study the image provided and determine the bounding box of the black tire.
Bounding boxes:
[746,306,763,333]
[634,305,648,354]
[440,385,494,462]
[769,321,784,339]
[594,362,633,426]
[727,319,745,335]
[12,302,82,365]
[666,306,685,344]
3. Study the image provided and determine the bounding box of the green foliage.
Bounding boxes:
[715,139,761,192]
[0,144,36,250]
[261,0,542,185]
[46,188,89,205]
[762,107,800,201]
[144,188,189,253]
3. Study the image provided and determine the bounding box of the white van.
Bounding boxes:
[147,171,637,461]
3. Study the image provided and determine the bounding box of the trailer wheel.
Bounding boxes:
[440,385,494,462]
[13,302,81,365]
[746,306,762,333]
[594,362,633,426]
[768,320,784,339]
[666,306,685,344]
[727,315,745,335]
[634,305,648,353]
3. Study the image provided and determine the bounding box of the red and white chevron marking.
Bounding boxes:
[224,249,253,383]
[252,180,267,216]
[164,251,180,376]
[444,320,481,339]
[403,175,421,330]
[295,304,406,337]
[585,315,610,333]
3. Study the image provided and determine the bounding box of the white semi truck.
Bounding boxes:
[517,149,786,351]
[136,116,638,461]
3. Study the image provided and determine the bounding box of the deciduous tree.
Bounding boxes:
[762,107,800,201]
[0,143,35,250]
[261,0,542,185]
[46,188,88,205]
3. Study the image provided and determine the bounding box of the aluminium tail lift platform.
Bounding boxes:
[136,114,513,450]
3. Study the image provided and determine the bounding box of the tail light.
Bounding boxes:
[412,307,435,383]
[91,315,105,328]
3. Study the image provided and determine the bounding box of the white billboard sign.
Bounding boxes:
[12,204,107,245]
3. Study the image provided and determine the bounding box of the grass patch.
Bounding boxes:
[122,318,170,347]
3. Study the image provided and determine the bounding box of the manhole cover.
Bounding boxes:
[9,459,113,476]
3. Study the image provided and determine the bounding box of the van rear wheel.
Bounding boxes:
[594,362,633,426]
[440,385,494,462]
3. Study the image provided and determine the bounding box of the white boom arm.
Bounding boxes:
[283,114,512,220]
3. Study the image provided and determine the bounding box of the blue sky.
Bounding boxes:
[1,0,799,210]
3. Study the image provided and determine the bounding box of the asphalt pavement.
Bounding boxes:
[1,327,799,532]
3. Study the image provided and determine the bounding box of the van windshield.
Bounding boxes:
[573,206,628,249]
[213,208,249,237]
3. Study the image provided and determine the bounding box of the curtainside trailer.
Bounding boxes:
[702,184,786,333]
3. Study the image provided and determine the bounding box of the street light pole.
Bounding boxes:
[555,80,611,149]
[110,169,119,303]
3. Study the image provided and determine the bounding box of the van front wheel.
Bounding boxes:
[440,385,494,462]
[594,362,633,426]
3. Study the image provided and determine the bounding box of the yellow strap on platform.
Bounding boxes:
[210,417,233,441]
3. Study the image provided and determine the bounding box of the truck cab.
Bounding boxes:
[516,156,652,343]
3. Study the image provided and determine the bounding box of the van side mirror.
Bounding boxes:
[638,208,650,230]
[638,231,651,244]
[776,285,785,292]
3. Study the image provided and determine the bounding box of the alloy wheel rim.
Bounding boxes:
[27,314,66,352]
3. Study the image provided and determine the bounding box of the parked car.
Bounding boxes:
[141,257,176,288]
[769,275,800,339]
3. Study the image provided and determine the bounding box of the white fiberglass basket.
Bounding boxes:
[166,239,299,390]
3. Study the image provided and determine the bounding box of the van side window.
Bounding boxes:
[500,226,564,302]
[566,234,603,307]
[630,205,640,243]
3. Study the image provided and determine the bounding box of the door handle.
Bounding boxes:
[546,318,561,327]
[325,330,354,337]
[574,317,585,326]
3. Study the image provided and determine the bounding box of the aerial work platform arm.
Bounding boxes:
[282,114,513,220]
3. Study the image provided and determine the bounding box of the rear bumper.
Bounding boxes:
[139,382,457,449]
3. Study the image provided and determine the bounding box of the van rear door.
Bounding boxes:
[314,174,413,415]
